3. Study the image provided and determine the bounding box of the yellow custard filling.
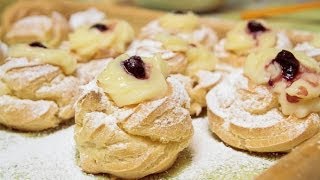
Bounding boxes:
[97,54,169,107]
[9,43,76,75]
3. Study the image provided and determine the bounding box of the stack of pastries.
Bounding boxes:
[0,4,320,179]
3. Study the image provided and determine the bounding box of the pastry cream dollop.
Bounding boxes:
[225,20,276,55]
[244,48,320,118]
[97,54,169,107]
[158,12,199,32]
[69,20,134,62]
[8,43,77,75]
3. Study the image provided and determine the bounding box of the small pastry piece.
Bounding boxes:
[294,33,320,61]
[69,19,134,62]
[207,49,320,152]
[0,43,79,131]
[4,12,69,47]
[214,20,292,67]
[75,54,193,179]
[140,12,218,50]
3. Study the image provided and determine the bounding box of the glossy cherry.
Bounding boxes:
[273,50,300,81]
[247,20,267,33]
[122,56,147,79]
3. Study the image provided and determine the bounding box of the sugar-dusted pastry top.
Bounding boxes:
[69,19,134,62]
[140,12,218,50]
[244,48,320,118]
[5,12,69,47]
[223,20,292,56]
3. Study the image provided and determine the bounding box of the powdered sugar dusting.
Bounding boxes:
[0,118,279,179]
[126,39,176,59]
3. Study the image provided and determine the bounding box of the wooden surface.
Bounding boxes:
[257,132,320,180]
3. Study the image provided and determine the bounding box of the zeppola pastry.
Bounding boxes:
[207,48,320,152]
[140,12,218,50]
[0,42,79,131]
[4,12,69,47]
[75,54,193,178]
[214,20,292,66]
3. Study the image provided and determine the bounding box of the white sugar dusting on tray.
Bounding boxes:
[0,117,280,180]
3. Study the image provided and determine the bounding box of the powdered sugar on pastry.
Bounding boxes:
[126,39,176,59]
[207,68,287,128]
[69,8,106,30]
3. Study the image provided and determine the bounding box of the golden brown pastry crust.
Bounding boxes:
[74,76,193,179]
[0,57,80,131]
[206,66,320,152]
[4,12,69,47]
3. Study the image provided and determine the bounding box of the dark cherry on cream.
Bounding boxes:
[29,42,47,48]
[247,20,268,33]
[90,23,109,32]
[121,56,147,80]
[273,50,300,81]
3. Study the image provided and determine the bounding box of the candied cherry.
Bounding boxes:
[247,20,267,33]
[121,56,147,79]
[90,23,109,32]
[273,50,300,81]
[29,42,47,48]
